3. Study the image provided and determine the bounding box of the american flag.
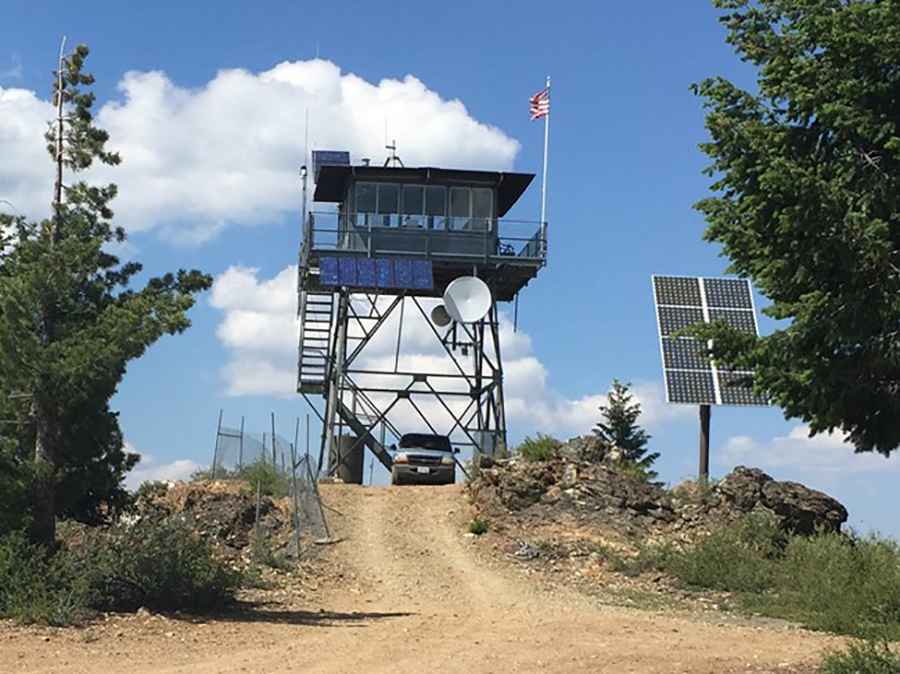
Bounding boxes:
[529,87,550,120]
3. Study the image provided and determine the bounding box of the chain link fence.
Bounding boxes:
[207,412,330,551]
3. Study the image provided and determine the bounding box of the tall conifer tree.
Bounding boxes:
[0,44,212,543]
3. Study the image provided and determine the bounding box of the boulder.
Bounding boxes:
[760,479,848,535]
[713,466,848,534]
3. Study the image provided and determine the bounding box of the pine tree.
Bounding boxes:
[693,0,900,455]
[593,380,659,479]
[0,43,212,543]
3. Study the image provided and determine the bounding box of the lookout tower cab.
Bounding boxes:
[300,165,545,303]
[297,161,547,471]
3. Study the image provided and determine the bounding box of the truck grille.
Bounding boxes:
[408,454,443,466]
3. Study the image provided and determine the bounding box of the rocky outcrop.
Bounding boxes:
[716,466,848,534]
[470,437,848,539]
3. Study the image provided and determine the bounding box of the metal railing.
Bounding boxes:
[303,211,546,264]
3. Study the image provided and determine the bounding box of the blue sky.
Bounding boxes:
[2,1,898,537]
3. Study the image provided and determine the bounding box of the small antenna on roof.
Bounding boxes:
[384,140,404,168]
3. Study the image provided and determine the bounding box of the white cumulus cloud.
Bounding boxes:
[0,59,520,242]
[209,265,690,440]
[718,424,900,478]
[124,447,201,490]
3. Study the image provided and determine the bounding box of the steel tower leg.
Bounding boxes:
[323,291,350,474]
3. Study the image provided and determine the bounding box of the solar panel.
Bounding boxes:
[338,257,357,286]
[657,306,705,336]
[662,337,711,370]
[394,259,413,288]
[709,308,757,335]
[703,278,753,309]
[653,276,702,306]
[666,370,717,405]
[376,258,395,288]
[319,256,433,291]
[718,371,768,406]
[320,257,339,286]
[652,274,766,407]
[411,260,434,290]
[357,258,376,287]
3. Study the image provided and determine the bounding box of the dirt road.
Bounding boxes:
[0,484,837,673]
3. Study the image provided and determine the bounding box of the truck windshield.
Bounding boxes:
[399,434,452,452]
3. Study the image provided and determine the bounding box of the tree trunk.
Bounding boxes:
[30,399,59,546]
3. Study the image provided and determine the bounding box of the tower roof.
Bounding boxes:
[313,165,535,217]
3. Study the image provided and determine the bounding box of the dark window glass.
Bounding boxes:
[378,184,400,227]
[472,188,493,231]
[356,183,377,213]
[402,185,424,228]
[450,187,470,230]
[425,186,446,229]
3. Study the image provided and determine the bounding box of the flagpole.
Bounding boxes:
[539,75,550,258]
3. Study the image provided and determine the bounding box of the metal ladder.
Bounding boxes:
[297,289,335,394]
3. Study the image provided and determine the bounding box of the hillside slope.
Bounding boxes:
[0,483,837,673]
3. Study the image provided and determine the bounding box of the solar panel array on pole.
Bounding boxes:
[651,275,768,407]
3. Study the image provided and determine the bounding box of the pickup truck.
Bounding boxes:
[390,433,456,485]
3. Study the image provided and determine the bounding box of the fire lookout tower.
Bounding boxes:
[297,155,547,476]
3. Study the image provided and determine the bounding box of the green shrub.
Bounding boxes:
[192,460,290,498]
[469,517,489,536]
[628,515,900,639]
[662,513,784,593]
[76,518,243,613]
[0,531,91,626]
[820,640,900,674]
[768,533,900,637]
[236,460,289,498]
[516,434,562,462]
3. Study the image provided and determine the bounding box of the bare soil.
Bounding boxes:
[0,484,839,673]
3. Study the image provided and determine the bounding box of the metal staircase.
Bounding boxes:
[297,289,335,394]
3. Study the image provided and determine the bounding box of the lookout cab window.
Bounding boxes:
[402,185,424,228]
[472,187,493,231]
[377,184,400,227]
[355,183,377,226]
[450,187,470,231]
[425,186,446,230]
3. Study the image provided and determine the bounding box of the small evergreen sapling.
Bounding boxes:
[593,380,659,480]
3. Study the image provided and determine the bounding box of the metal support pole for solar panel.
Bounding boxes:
[699,404,711,484]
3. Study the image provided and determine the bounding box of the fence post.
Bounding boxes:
[238,416,245,471]
[212,409,223,479]
[271,412,277,466]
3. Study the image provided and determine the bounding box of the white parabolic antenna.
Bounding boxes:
[443,276,491,323]
[431,304,452,327]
